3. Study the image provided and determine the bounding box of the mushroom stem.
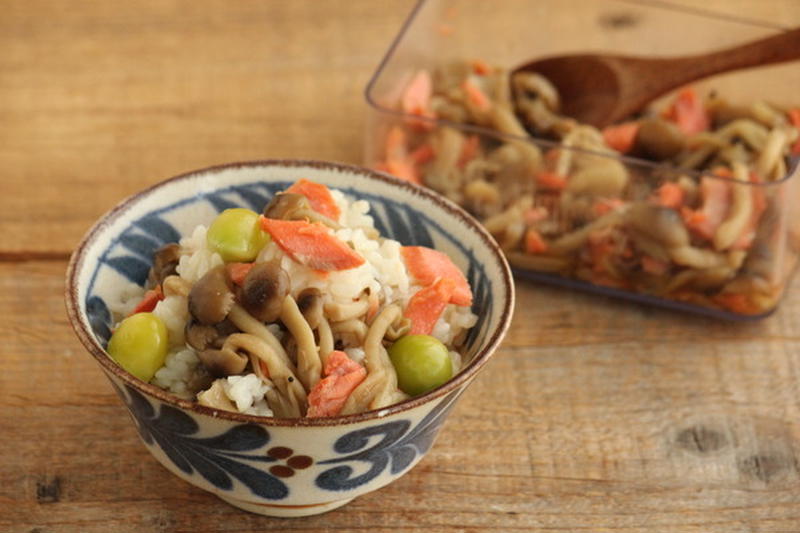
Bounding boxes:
[162,275,192,298]
[330,318,369,347]
[323,296,370,322]
[317,316,334,366]
[227,304,292,367]
[280,295,322,391]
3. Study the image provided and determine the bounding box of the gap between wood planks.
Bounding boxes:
[0,251,71,262]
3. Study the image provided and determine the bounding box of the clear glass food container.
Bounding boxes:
[364,0,800,319]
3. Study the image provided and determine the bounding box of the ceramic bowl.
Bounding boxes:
[65,160,514,517]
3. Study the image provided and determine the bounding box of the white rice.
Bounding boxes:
[152,294,189,348]
[176,225,224,283]
[344,347,366,365]
[433,302,478,346]
[265,323,284,341]
[152,348,202,399]
[220,374,274,416]
[331,190,374,231]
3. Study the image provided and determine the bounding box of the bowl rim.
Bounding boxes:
[65,158,515,427]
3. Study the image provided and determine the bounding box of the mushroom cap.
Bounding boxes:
[627,202,689,248]
[296,287,323,329]
[263,192,342,229]
[188,265,235,325]
[263,193,311,220]
[148,243,182,286]
[238,261,290,323]
[196,348,248,378]
[633,117,687,161]
[185,320,220,351]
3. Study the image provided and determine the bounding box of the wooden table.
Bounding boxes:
[4,1,800,531]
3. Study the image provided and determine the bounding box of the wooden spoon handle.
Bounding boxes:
[672,26,800,82]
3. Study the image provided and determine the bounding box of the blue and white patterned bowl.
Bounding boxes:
[65,160,514,517]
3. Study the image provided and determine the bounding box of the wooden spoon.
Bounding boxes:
[513,27,800,129]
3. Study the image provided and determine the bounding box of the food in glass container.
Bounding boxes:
[105,179,477,418]
[373,60,800,316]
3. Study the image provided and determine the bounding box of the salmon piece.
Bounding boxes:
[381,126,422,184]
[462,77,492,112]
[654,182,685,209]
[324,349,363,376]
[130,285,164,315]
[405,278,457,335]
[307,350,367,418]
[409,143,436,165]
[226,262,255,285]
[663,87,710,135]
[259,218,365,271]
[457,135,480,168]
[285,179,341,220]
[683,175,731,240]
[401,70,434,118]
[524,228,548,254]
[385,126,410,162]
[401,246,472,306]
[593,198,625,216]
[602,121,640,153]
[471,59,493,76]
[536,171,568,191]
[386,158,421,184]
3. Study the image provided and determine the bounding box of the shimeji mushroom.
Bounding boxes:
[262,192,341,228]
[296,287,323,329]
[195,346,248,378]
[238,261,290,323]
[188,265,235,325]
[148,243,181,286]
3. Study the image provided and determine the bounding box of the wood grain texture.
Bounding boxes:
[3,1,800,532]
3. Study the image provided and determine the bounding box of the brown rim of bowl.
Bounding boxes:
[65,159,515,427]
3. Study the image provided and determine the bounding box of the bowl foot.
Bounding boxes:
[217,494,355,517]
